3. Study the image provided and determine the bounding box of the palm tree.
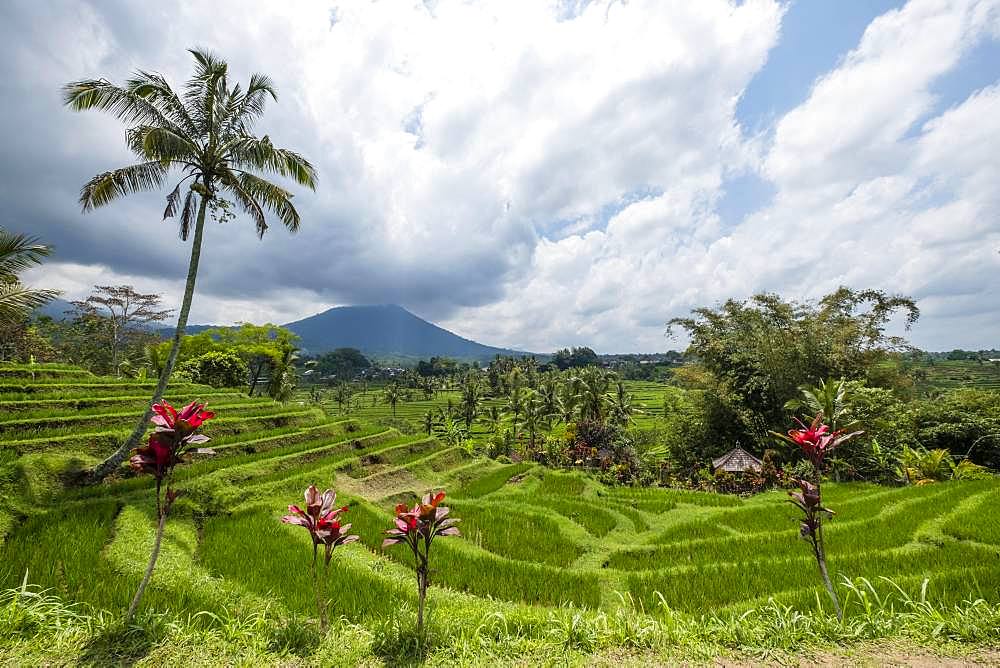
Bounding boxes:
[423,409,435,436]
[383,384,402,417]
[267,345,299,402]
[479,405,502,435]
[505,381,525,437]
[0,229,60,326]
[65,50,317,480]
[576,367,611,422]
[522,389,551,449]
[606,379,640,428]
[460,375,482,429]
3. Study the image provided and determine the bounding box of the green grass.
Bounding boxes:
[3,365,1000,663]
[454,463,533,498]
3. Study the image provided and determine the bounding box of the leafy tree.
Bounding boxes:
[0,229,59,326]
[73,285,172,376]
[315,348,371,380]
[176,350,247,388]
[668,288,919,448]
[551,346,599,370]
[66,49,317,481]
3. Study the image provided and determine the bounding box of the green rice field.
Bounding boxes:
[3,364,1000,664]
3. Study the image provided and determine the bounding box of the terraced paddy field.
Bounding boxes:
[3,364,1000,665]
[309,379,666,431]
[918,360,1000,391]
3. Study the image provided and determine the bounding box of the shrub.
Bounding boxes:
[176,350,248,388]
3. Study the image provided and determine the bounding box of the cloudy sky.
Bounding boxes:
[6,0,1000,352]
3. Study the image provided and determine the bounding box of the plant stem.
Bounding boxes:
[312,544,327,633]
[126,502,170,624]
[813,477,842,620]
[416,566,427,639]
[89,193,209,482]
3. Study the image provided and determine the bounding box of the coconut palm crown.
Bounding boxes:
[0,229,60,326]
[64,48,317,481]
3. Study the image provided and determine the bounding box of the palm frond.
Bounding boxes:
[62,79,179,131]
[228,172,300,234]
[184,48,228,133]
[226,136,317,189]
[0,230,53,280]
[79,161,169,211]
[0,283,60,326]
[179,189,198,240]
[125,70,198,135]
[218,169,267,237]
[126,125,197,162]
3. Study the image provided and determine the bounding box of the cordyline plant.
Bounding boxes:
[773,413,862,620]
[126,399,214,622]
[281,485,358,633]
[383,491,460,637]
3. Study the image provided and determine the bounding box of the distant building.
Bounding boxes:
[712,447,763,473]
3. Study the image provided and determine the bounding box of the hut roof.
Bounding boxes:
[712,447,763,473]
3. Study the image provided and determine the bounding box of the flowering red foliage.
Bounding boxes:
[383,491,460,549]
[784,413,861,468]
[282,485,359,554]
[129,400,214,482]
[383,490,460,636]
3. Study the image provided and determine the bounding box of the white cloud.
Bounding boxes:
[6,0,1000,352]
[447,0,1000,352]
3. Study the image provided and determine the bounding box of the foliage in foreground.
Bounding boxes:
[2,576,999,665]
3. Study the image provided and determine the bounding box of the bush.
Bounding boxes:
[176,350,248,389]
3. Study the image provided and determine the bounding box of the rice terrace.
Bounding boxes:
[3,1,1000,666]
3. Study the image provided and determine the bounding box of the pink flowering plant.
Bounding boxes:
[126,400,214,622]
[773,413,862,619]
[382,491,460,637]
[282,485,358,632]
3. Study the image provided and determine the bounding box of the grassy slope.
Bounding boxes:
[2,364,1000,665]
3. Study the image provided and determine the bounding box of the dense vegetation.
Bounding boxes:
[2,361,1000,664]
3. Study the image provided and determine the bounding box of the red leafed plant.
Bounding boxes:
[126,400,214,622]
[382,491,460,637]
[281,485,358,632]
[773,412,862,620]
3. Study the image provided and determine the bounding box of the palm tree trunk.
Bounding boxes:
[89,196,208,482]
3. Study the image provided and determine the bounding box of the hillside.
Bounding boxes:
[3,364,1000,663]
[283,304,530,361]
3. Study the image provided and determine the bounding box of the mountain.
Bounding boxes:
[35,298,76,320]
[283,304,530,362]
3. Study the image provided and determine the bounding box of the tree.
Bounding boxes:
[383,384,402,417]
[73,285,172,376]
[575,367,612,422]
[668,288,919,448]
[0,229,59,326]
[552,346,599,370]
[332,384,353,412]
[505,369,525,437]
[606,379,640,428]
[479,405,502,435]
[316,348,371,380]
[67,49,317,481]
[176,350,247,387]
[459,375,482,429]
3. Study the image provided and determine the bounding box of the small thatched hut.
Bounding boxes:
[712,447,763,473]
